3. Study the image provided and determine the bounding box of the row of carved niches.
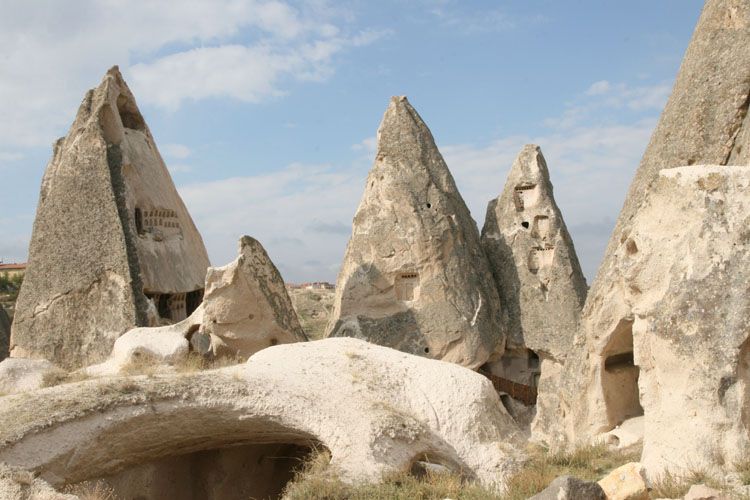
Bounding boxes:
[134,207,183,240]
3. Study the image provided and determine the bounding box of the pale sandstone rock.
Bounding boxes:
[0,306,9,361]
[327,96,504,369]
[597,462,648,500]
[575,166,750,477]
[598,415,644,450]
[546,0,750,452]
[0,338,521,494]
[201,236,307,358]
[0,358,56,395]
[0,463,78,500]
[529,475,605,500]
[11,66,209,369]
[480,144,587,439]
[684,484,726,500]
[84,308,199,376]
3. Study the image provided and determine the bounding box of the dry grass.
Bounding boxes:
[501,443,642,500]
[62,480,118,500]
[173,352,244,373]
[41,367,90,388]
[119,351,161,376]
[282,449,501,500]
[735,457,750,486]
[649,469,727,499]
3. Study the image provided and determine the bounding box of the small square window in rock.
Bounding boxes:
[395,272,420,301]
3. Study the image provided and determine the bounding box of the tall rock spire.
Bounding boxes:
[480,145,587,435]
[542,0,750,453]
[326,96,504,369]
[11,67,210,368]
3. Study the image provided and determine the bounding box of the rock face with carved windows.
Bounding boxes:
[325,96,504,369]
[10,67,210,369]
[480,144,588,438]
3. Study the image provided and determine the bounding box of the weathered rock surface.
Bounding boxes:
[0,463,78,500]
[572,166,750,477]
[0,358,55,395]
[87,236,306,374]
[201,236,307,357]
[529,475,605,500]
[327,96,504,369]
[0,338,521,495]
[544,0,750,453]
[0,305,9,362]
[597,462,648,500]
[684,484,726,500]
[480,144,587,439]
[11,66,209,369]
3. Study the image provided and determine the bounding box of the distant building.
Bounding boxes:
[286,282,335,291]
[0,263,26,279]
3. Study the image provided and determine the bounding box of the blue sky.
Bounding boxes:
[0,0,704,282]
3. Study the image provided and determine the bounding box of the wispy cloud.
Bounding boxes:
[0,0,383,149]
[177,79,661,282]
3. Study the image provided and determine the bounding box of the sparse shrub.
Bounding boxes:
[649,468,726,499]
[174,352,244,373]
[735,456,750,485]
[63,480,118,500]
[120,351,161,376]
[41,368,90,388]
[502,443,641,500]
[282,448,502,499]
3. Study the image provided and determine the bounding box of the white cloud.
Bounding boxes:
[586,80,612,96]
[178,162,366,281]
[161,143,192,159]
[180,80,660,282]
[0,0,379,148]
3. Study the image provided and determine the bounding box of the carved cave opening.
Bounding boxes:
[527,246,555,274]
[65,442,321,500]
[146,289,203,324]
[513,184,539,212]
[395,272,420,302]
[601,319,643,429]
[532,215,550,239]
[117,94,146,131]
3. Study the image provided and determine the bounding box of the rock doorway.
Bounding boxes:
[66,442,320,500]
[601,319,643,429]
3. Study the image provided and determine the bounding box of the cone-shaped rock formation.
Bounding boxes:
[481,144,587,358]
[543,0,750,452]
[11,66,210,369]
[326,96,504,369]
[480,145,587,435]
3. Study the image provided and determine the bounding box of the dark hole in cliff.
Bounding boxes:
[186,289,203,317]
[424,347,430,354]
[135,208,144,235]
[426,203,432,208]
[521,221,530,229]
[601,319,643,430]
[117,94,146,131]
[65,442,322,500]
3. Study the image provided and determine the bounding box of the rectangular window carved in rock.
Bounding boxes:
[528,246,555,274]
[532,215,550,239]
[513,184,539,212]
[395,272,420,301]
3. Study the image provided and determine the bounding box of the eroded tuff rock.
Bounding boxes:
[543,0,750,452]
[326,96,504,369]
[0,305,9,361]
[201,236,307,357]
[11,66,210,369]
[0,338,521,497]
[88,236,306,374]
[480,145,587,437]
[590,166,750,478]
